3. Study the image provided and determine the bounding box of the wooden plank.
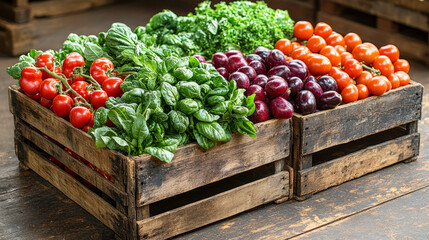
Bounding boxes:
[14,137,128,237]
[15,119,128,206]
[13,0,29,7]
[326,0,429,32]
[126,159,137,240]
[135,118,290,206]
[0,1,30,23]
[9,85,127,187]
[296,133,420,196]
[317,11,429,64]
[382,0,429,16]
[298,81,422,154]
[138,171,289,240]
[29,0,116,19]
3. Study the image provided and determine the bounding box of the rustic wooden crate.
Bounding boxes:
[8,85,292,240]
[292,81,423,199]
[317,0,429,64]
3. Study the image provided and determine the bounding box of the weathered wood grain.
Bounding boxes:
[14,137,128,237]
[9,85,127,187]
[126,159,137,240]
[29,0,116,19]
[138,171,289,240]
[0,1,30,23]
[15,119,128,206]
[297,133,420,196]
[135,118,290,206]
[297,81,422,155]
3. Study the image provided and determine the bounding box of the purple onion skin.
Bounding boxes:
[246,85,265,102]
[317,75,338,92]
[245,54,265,64]
[295,90,317,115]
[254,46,271,60]
[252,75,269,88]
[226,55,248,73]
[237,66,257,82]
[304,75,317,85]
[216,67,229,79]
[317,91,342,110]
[269,97,294,119]
[265,77,288,98]
[304,81,324,98]
[192,55,206,63]
[212,52,228,69]
[268,65,291,81]
[285,59,309,80]
[266,49,287,70]
[250,100,270,123]
[225,50,244,58]
[249,60,266,75]
[229,72,250,90]
[287,76,304,98]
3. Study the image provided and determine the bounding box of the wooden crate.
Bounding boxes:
[317,0,429,64]
[8,85,292,240]
[292,81,423,199]
[0,0,117,55]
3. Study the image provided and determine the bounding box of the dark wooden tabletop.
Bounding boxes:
[1,1,428,239]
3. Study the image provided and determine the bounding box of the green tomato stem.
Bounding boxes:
[361,63,381,75]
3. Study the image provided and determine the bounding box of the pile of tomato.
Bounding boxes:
[20,52,123,131]
[274,21,411,104]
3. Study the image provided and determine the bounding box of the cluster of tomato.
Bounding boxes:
[20,52,124,131]
[275,21,411,104]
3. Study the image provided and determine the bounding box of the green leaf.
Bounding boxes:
[234,118,257,139]
[207,87,228,96]
[189,56,200,68]
[91,126,118,148]
[210,101,230,115]
[132,115,150,147]
[107,136,131,154]
[121,88,145,103]
[151,110,169,123]
[6,61,34,80]
[159,73,176,85]
[168,110,189,133]
[207,95,225,106]
[246,94,256,116]
[173,67,193,81]
[144,147,174,163]
[93,107,108,128]
[84,42,110,62]
[177,81,201,99]
[108,107,134,134]
[178,98,199,115]
[196,122,227,142]
[232,106,249,116]
[164,56,180,72]
[160,82,179,106]
[193,129,215,150]
[194,109,220,122]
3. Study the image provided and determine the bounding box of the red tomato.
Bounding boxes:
[71,81,91,102]
[291,42,302,51]
[334,45,346,55]
[102,77,123,97]
[355,71,372,85]
[343,33,362,52]
[40,97,53,109]
[395,71,411,86]
[393,59,410,73]
[379,44,399,63]
[387,73,400,89]
[352,44,379,65]
[326,32,345,46]
[314,22,332,39]
[39,78,59,100]
[305,54,332,76]
[320,45,341,67]
[36,52,55,79]
[291,46,311,61]
[19,67,43,95]
[293,21,314,40]
[372,55,394,77]
[356,84,369,100]
[90,89,108,109]
[275,39,293,56]
[62,52,85,82]
[26,92,41,102]
[331,70,353,91]
[70,106,93,129]
[90,58,114,85]
[307,35,327,53]
[341,84,359,103]
[367,76,388,95]
[52,95,74,117]
[340,52,353,66]
[343,58,363,78]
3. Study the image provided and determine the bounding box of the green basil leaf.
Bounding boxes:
[208,87,228,96]
[206,95,225,106]
[194,109,220,122]
[160,82,179,106]
[93,107,108,128]
[212,75,228,88]
[234,118,257,139]
[151,110,169,123]
[246,94,256,116]
[173,67,193,81]
[159,73,177,85]
[144,147,174,163]
[177,81,201,99]
[210,101,230,115]
[164,56,180,72]
[132,115,149,147]
[178,98,199,115]
[107,136,131,154]
[193,129,215,150]
[121,88,145,103]
[91,126,118,148]
[196,122,227,142]
[168,110,189,133]
[232,106,249,116]
[84,42,110,62]
[189,56,200,68]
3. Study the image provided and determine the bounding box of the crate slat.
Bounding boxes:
[137,171,289,240]
[135,118,290,206]
[296,133,420,196]
[29,0,116,19]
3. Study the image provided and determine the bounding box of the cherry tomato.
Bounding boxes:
[387,73,400,89]
[291,42,302,51]
[62,52,85,82]
[372,55,394,77]
[102,77,123,97]
[82,115,94,132]
[329,66,342,77]
[320,45,341,67]
[341,84,359,103]
[379,44,399,63]
[340,52,353,66]
[19,67,43,95]
[326,32,345,46]
[343,33,362,52]
[26,92,41,102]
[334,45,346,55]
[39,78,58,100]
[305,54,332,76]
[331,70,353,91]
[36,52,55,79]
[291,46,311,61]
[356,84,369,100]
[355,71,372,85]
[384,77,392,92]
[90,58,114,85]
[70,106,93,129]
[52,94,74,117]
[307,35,326,53]
[314,22,332,39]
[40,97,52,109]
[71,81,91,102]
[395,71,411,86]
[363,42,379,52]
[344,58,363,78]
[367,76,388,95]
[293,21,314,40]
[352,44,379,65]
[393,59,410,73]
[275,39,293,56]
[90,89,108,109]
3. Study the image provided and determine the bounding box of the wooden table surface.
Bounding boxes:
[0,1,428,239]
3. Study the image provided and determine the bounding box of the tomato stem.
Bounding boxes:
[361,63,381,75]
